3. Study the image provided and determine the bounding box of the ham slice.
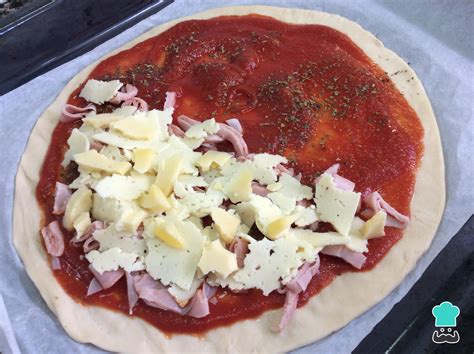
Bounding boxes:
[251,182,268,197]
[315,163,355,191]
[277,259,320,332]
[89,265,124,289]
[275,164,294,177]
[122,97,148,112]
[72,220,104,244]
[134,275,184,314]
[126,272,139,314]
[83,237,99,253]
[361,192,409,228]
[204,134,225,143]
[109,84,138,104]
[51,256,61,270]
[187,283,217,318]
[217,123,248,157]
[226,118,243,134]
[229,237,249,268]
[321,245,366,269]
[168,124,185,138]
[41,220,65,257]
[86,278,103,296]
[52,182,71,215]
[176,114,198,131]
[164,91,176,110]
[60,103,96,123]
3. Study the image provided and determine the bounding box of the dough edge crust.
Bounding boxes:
[13,5,445,353]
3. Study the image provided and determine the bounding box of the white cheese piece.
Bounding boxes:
[272,173,313,201]
[93,223,146,256]
[113,106,137,116]
[181,137,204,150]
[174,175,208,198]
[267,192,296,216]
[68,170,103,189]
[82,113,124,129]
[202,226,220,242]
[132,148,155,173]
[180,189,225,218]
[92,194,143,223]
[154,221,186,249]
[154,135,201,175]
[249,153,287,185]
[230,202,256,228]
[290,229,350,248]
[63,187,92,230]
[155,153,184,196]
[79,79,122,104]
[145,218,204,290]
[95,174,153,201]
[248,195,282,236]
[116,208,147,233]
[139,185,171,214]
[62,128,90,167]
[168,277,203,307]
[73,212,91,237]
[294,205,318,227]
[361,210,387,239]
[198,239,238,278]
[211,208,240,244]
[100,145,130,162]
[314,173,361,236]
[224,167,253,203]
[74,150,131,175]
[110,114,158,140]
[196,151,232,172]
[267,214,299,240]
[93,131,166,150]
[185,118,219,139]
[86,247,145,273]
[147,109,173,141]
[230,233,316,295]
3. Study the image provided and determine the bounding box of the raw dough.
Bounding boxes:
[13,6,445,353]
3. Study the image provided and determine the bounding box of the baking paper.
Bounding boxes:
[0,0,472,352]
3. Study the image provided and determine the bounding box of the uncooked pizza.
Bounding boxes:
[13,6,444,353]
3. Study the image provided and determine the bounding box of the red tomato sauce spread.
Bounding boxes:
[36,15,423,334]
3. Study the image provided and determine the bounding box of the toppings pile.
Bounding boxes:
[41,79,409,331]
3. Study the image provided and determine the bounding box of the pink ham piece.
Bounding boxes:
[89,265,124,289]
[321,245,366,269]
[89,140,104,151]
[126,272,139,314]
[204,134,225,143]
[168,124,185,138]
[109,84,138,104]
[52,182,71,215]
[251,182,268,197]
[229,237,249,268]
[71,220,104,244]
[277,259,320,332]
[60,103,96,123]
[83,237,99,253]
[361,192,409,228]
[41,220,65,257]
[134,274,184,314]
[86,278,103,296]
[187,283,216,318]
[122,97,148,112]
[51,257,61,270]
[315,163,355,191]
[164,91,176,110]
[217,123,248,157]
[226,118,243,134]
[275,164,294,177]
[176,114,198,131]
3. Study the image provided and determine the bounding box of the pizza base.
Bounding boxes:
[13,6,445,353]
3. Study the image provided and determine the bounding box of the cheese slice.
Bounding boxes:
[211,208,240,244]
[74,150,131,175]
[133,148,155,174]
[92,194,142,224]
[155,153,184,196]
[224,167,253,203]
[185,118,219,139]
[95,174,152,201]
[62,128,90,167]
[110,115,158,140]
[294,205,318,227]
[198,239,238,278]
[79,79,122,104]
[86,247,144,273]
[63,187,92,230]
[267,214,299,240]
[145,218,204,290]
[82,113,124,129]
[93,224,146,256]
[196,151,232,172]
[154,221,186,249]
[272,173,313,201]
[116,209,147,233]
[361,210,387,239]
[73,212,91,237]
[291,229,350,248]
[139,185,170,213]
[314,173,361,236]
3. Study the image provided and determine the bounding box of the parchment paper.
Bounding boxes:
[0,1,472,353]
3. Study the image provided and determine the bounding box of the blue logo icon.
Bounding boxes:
[431,301,460,344]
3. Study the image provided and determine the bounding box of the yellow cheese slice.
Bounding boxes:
[74,150,131,175]
[198,240,238,278]
[211,208,240,244]
[361,210,387,239]
[224,167,253,203]
[267,214,299,240]
[154,222,185,249]
[110,116,158,140]
[196,151,232,171]
[139,185,171,213]
[63,187,92,230]
[155,153,184,196]
[133,148,155,173]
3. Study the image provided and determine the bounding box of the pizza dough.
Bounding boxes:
[13,6,445,353]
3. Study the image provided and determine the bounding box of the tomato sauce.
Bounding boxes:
[36,14,423,334]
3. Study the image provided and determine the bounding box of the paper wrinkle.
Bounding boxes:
[0,1,472,353]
